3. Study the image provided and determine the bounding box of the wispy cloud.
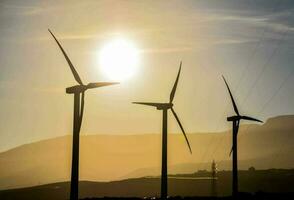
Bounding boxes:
[0,4,45,16]
[38,33,104,41]
[204,14,269,23]
[212,39,258,45]
[140,47,193,54]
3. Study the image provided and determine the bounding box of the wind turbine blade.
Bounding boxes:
[171,107,192,154]
[230,121,240,157]
[229,146,233,156]
[87,82,119,89]
[241,116,263,123]
[222,75,239,116]
[48,29,83,85]
[169,61,182,103]
[132,102,162,108]
[236,120,240,134]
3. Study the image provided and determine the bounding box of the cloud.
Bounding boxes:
[206,14,268,23]
[38,33,104,41]
[140,47,192,54]
[196,10,294,44]
[0,4,45,16]
[213,39,258,45]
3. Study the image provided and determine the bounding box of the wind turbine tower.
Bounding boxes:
[133,62,192,199]
[222,76,262,197]
[49,29,118,200]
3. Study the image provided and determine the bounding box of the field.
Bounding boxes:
[1,169,294,200]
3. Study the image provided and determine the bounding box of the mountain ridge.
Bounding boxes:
[0,115,294,190]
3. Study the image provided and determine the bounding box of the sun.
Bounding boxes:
[98,38,140,81]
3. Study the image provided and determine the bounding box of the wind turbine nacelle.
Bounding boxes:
[66,85,87,94]
[227,116,240,122]
[156,103,173,110]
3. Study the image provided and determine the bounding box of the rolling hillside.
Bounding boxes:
[0,115,294,190]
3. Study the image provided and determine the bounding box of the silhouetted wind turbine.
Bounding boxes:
[133,62,192,199]
[222,76,262,197]
[49,29,118,200]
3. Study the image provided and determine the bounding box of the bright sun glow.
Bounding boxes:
[99,38,140,81]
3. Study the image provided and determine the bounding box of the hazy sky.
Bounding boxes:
[0,0,294,151]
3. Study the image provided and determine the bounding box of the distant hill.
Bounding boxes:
[1,169,294,199]
[0,115,294,190]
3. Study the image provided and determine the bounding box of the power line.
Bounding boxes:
[198,0,267,167]
[236,27,291,137]
[218,27,292,164]
[207,0,286,164]
[240,28,290,109]
[240,59,294,167]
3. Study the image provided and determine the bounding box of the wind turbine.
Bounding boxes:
[222,76,262,197]
[49,29,118,200]
[133,62,192,199]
